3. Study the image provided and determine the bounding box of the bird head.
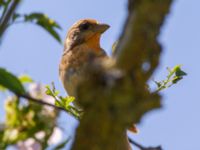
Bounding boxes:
[65,19,110,51]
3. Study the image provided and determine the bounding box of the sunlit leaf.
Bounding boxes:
[55,100,63,108]
[154,65,186,92]
[172,76,182,84]
[45,85,58,98]
[45,84,81,118]
[18,74,33,83]
[65,96,75,107]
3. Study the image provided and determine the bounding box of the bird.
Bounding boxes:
[59,19,137,149]
[59,19,109,97]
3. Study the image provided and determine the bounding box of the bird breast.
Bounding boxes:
[59,45,106,96]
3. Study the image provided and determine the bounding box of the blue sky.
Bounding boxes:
[0,0,200,149]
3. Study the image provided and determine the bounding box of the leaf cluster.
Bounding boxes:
[13,13,62,43]
[154,65,187,92]
[0,1,62,42]
[46,84,82,119]
[0,70,71,149]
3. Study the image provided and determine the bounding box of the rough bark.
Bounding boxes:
[72,0,173,150]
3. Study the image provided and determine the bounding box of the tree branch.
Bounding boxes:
[71,0,173,150]
[18,92,149,149]
[115,0,172,78]
[17,93,80,119]
[18,92,157,149]
[0,0,21,39]
[112,0,174,128]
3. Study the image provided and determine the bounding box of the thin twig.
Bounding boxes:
[17,93,80,119]
[0,0,11,23]
[128,138,162,150]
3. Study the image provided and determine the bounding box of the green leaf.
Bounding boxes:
[154,65,186,92]
[45,85,59,98]
[175,68,187,77]
[45,86,54,97]
[18,74,33,83]
[153,80,162,88]
[0,68,25,94]
[24,13,62,43]
[37,21,61,43]
[45,84,81,119]
[65,96,75,107]
[172,76,182,84]
[24,13,61,29]
[169,65,182,76]
[55,100,62,107]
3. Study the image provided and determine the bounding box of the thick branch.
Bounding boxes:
[71,0,173,150]
[115,0,172,77]
[18,92,143,147]
[113,0,173,124]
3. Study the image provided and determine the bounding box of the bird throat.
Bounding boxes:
[84,33,101,51]
[65,33,101,53]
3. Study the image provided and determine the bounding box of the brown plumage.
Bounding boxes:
[59,19,109,96]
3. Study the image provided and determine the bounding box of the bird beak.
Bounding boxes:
[94,23,110,33]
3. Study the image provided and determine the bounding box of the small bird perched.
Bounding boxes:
[59,19,137,149]
[59,19,109,96]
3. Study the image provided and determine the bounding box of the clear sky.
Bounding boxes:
[0,0,200,150]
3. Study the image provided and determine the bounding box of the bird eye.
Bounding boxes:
[80,22,90,30]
